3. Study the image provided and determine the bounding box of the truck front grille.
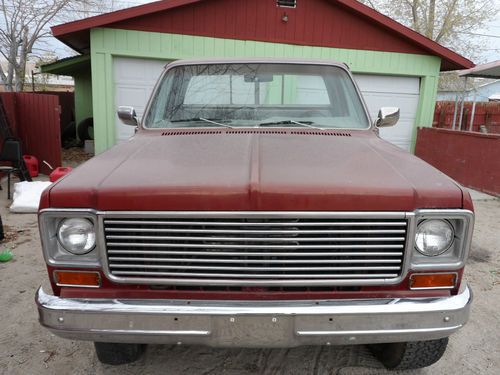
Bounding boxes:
[102,213,409,286]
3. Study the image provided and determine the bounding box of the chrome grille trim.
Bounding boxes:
[103,220,408,227]
[105,243,405,249]
[110,271,401,279]
[107,250,404,257]
[107,257,404,264]
[106,235,406,242]
[105,228,407,234]
[99,212,415,287]
[108,264,402,271]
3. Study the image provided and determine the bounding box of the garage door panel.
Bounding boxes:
[114,58,166,83]
[115,86,151,112]
[115,86,154,142]
[361,93,418,117]
[354,75,420,95]
[114,57,169,143]
[354,74,420,152]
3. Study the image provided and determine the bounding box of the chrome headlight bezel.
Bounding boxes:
[411,210,474,271]
[39,209,100,268]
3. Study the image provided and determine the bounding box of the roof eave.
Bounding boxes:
[41,55,91,76]
[51,0,201,38]
[458,60,500,79]
[333,0,473,71]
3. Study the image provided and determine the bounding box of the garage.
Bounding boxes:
[46,0,473,154]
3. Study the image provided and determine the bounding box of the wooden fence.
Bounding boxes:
[1,93,61,175]
[434,101,500,134]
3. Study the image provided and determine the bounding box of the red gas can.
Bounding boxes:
[49,167,73,182]
[23,155,39,178]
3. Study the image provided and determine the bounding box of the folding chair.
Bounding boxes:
[0,138,27,199]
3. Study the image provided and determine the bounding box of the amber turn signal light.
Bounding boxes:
[54,271,101,288]
[410,273,457,290]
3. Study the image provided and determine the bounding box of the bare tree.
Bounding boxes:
[0,0,111,91]
[359,0,498,60]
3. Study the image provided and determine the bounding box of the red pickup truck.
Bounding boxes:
[36,59,473,370]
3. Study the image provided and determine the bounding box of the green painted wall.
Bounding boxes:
[412,75,439,152]
[91,28,441,154]
[73,69,93,125]
[40,55,93,128]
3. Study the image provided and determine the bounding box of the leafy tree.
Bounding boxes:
[0,0,109,91]
[360,0,498,59]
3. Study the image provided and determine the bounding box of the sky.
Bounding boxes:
[49,0,500,64]
[478,15,500,62]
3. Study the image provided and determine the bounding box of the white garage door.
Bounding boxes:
[354,74,420,151]
[114,57,169,142]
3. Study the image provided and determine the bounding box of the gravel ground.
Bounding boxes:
[0,186,498,375]
[61,148,93,169]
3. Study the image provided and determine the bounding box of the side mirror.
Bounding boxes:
[375,107,400,128]
[117,106,138,126]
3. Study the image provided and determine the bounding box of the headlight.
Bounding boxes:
[57,218,96,255]
[415,219,454,256]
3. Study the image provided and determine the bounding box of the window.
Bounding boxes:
[145,63,370,130]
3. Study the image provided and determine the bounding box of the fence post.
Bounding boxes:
[469,93,477,132]
[458,77,468,131]
[452,95,459,130]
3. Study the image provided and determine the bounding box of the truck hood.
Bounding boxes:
[48,129,463,211]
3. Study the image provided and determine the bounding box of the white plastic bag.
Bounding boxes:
[9,181,52,213]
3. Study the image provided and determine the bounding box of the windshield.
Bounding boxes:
[144,63,370,129]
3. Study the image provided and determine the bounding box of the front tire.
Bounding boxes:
[369,337,449,370]
[94,342,145,365]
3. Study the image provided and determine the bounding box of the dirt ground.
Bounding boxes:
[0,185,498,375]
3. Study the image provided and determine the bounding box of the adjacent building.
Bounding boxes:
[438,80,500,102]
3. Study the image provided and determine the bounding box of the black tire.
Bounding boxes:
[94,342,145,365]
[77,117,94,141]
[369,337,449,370]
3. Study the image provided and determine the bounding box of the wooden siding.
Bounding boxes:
[91,29,441,76]
[108,0,428,57]
[52,0,472,71]
[74,70,94,125]
[90,28,441,154]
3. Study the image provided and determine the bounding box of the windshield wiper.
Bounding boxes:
[170,118,233,128]
[258,120,323,130]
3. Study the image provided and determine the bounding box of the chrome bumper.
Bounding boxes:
[36,286,472,347]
